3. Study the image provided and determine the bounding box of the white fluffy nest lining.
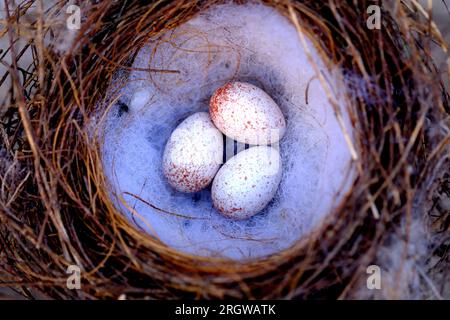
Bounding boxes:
[97,3,354,260]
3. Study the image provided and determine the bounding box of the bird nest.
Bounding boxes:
[0,0,448,299]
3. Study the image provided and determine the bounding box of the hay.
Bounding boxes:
[0,0,448,299]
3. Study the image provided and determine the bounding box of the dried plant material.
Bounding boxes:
[0,0,448,299]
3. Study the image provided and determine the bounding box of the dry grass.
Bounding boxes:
[0,0,448,299]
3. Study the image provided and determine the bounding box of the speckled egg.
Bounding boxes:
[163,112,223,193]
[211,146,282,220]
[210,82,286,145]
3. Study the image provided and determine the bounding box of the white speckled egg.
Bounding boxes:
[210,82,286,145]
[212,146,282,220]
[163,112,223,193]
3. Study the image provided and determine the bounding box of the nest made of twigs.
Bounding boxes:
[0,0,448,299]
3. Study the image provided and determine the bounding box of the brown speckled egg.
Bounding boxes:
[210,82,286,145]
[163,112,223,193]
[211,146,282,220]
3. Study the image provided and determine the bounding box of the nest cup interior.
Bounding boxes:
[98,3,354,260]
